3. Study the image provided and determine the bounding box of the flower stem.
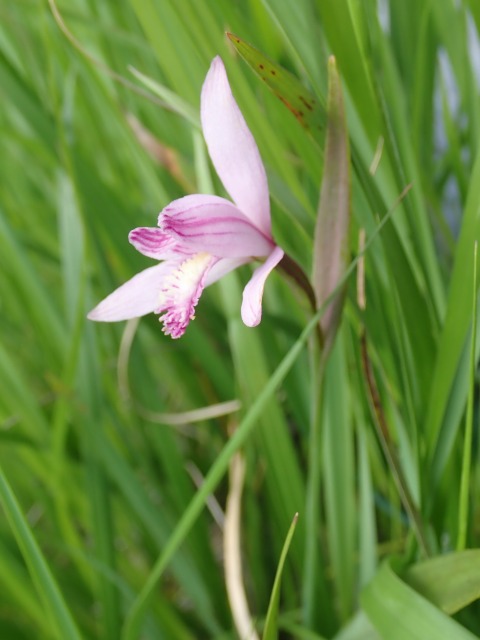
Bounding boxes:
[302,334,331,630]
[279,253,317,314]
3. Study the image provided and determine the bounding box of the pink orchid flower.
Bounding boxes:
[88,56,284,338]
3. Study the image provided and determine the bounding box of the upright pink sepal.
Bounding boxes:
[201,56,271,237]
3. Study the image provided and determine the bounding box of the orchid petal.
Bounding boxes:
[241,246,284,327]
[129,227,181,260]
[205,257,250,286]
[160,193,234,217]
[161,197,273,258]
[87,263,173,322]
[201,56,271,236]
[156,253,216,338]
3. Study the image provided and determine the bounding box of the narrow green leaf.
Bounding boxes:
[303,339,331,631]
[356,414,377,589]
[316,0,380,144]
[426,86,480,460]
[227,33,325,139]
[128,0,206,102]
[428,147,480,476]
[313,56,351,356]
[0,540,52,637]
[323,334,355,621]
[457,242,478,550]
[262,513,299,640]
[128,66,200,127]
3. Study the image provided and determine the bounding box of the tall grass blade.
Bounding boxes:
[0,467,82,640]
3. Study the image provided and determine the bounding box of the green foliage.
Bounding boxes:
[2,0,480,638]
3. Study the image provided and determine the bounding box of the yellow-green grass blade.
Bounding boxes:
[263,513,299,640]
[427,147,480,476]
[457,242,478,550]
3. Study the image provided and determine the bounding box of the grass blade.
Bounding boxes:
[457,242,478,549]
[0,467,82,640]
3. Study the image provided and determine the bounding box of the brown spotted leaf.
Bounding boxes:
[227,33,324,140]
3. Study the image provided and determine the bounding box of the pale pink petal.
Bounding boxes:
[205,257,249,286]
[156,253,217,338]
[129,227,181,260]
[160,193,234,218]
[161,198,273,258]
[87,262,173,322]
[201,56,271,237]
[241,246,284,327]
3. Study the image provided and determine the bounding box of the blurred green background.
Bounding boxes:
[2,1,480,638]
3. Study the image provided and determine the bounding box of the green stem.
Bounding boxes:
[279,253,317,313]
[302,336,330,629]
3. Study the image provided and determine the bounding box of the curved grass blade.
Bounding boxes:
[0,467,82,640]
[227,33,324,140]
[128,66,200,127]
[263,513,299,640]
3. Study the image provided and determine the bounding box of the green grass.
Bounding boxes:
[1,0,480,638]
